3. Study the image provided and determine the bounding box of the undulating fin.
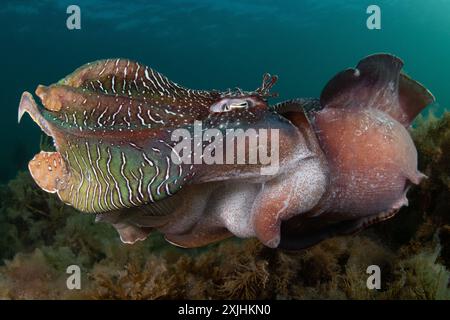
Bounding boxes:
[319,53,434,126]
[282,168,420,250]
[113,222,152,244]
[95,211,155,244]
[28,151,69,193]
[102,207,174,229]
[271,98,321,114]
[134,193,183,217]
[165,226,232,248]
[279,206,399,250]
[279,217,366,250]
[58,58,216,101]
[398,73,435,125]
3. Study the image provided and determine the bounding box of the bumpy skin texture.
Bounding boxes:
[277,54,434,249]
[19,54,434,250]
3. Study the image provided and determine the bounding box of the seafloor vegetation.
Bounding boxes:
[0,113,449,300]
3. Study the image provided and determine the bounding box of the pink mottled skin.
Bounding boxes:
[277,54,434,249]
[312,107,422,218]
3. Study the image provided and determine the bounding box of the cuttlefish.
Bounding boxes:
[18,54,434,249]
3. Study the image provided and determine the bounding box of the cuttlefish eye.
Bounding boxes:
[210,98,251,113]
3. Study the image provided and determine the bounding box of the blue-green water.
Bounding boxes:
[1,0,449,182]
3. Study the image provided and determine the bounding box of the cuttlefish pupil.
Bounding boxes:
[210,98,254,113]
[19,54,434,250]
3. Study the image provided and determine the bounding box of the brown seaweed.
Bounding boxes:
[0,113,449,300]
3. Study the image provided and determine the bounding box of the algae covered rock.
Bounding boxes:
[0,113,449,299]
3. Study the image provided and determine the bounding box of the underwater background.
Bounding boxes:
[0,0,449,299]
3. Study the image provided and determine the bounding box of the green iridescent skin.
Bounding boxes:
[22,59,286,214]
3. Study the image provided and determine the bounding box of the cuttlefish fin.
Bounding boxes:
[398,73,435,125]
[58,58,212,99]
[113,223,152,244]
[28,151,68,193]
[320,53,435,126]
[136,193,183,217]
[95,212,153,244]
[279,207,399,250]
[279,217,359,250]
[165,226,232,248]
[95,196,183,243]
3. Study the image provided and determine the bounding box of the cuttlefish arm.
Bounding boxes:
[19,93,70,194]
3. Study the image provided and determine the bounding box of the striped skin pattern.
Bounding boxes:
[21,59,226,213]
[20,59,282,214]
